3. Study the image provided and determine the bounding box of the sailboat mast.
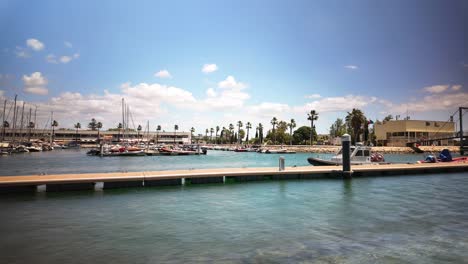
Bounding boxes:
[1,99,6,141]
[121,98,125,141]
[12,95,17,143]
[33,106,37,141]
[28,107,32,142]
[19,102,25,143]
[50,111,53,144]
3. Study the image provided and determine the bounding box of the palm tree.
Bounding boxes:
[117,123,123,142]
[156,125,161,144]
[74,122,81,143]
[237,121,243,144]
[307,110,319,145]
[271,117,278,144]
[229,124,234,144]
[288,119,296,145]
[51,120,58,142]
[88,118,98,130]
[215,126,220,144]
[205,128,209,141]
[210,128,214,143]
[190,127,195,143]
[27,121,35,142]
[245,122,252,143]
[137,124,142,143]
[258,123,264,144]
[345,108,366,144]
[174,125,179,144]
[97,122,103,143]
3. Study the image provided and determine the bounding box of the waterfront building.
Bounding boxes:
[374,120,455,146]
[0,128,191,144]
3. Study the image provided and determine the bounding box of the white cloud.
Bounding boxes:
[0,90,4,97]
[64,41,73,48]
[203,89,250,109]
[154,70,172,79]
[24,87,48,95]
[46,54,58,64]
[295,95,373,113]
[248,102,290,118]
[452,85,462,91]
[206,88,217,97]
[46,54,79,64]
[218,76,247,90]
[15,46,30,58]
[344,65,358,70]
[23,72,48,95]
[305,94,321,99]
[390,92,468,113]
[60,56,72,64]
[423,84,449,94]
[202,64,218,73]
[26,38,44,51]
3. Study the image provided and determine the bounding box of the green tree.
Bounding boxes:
[345,108,367,144]
[174,124,179,144]
[74,122,81,143]
[270,117,278,144]
[237,121,243,144]
[229,123,234,144]
[117,123,123,141]
[293,126,312,145]
[51,120,58,141]
[215,126,220,144]
[258,123,264,144]
[210,127,214,143]
[383,114,393,123]
[329,118,346,138]
[287,119,296,145]
[97,122,103,142]
[88,118,98,131]
[245,122,252,143]
[190,127,195,143]
[307,110,319,145]
[137,124,142,143]
[156,125,161,144]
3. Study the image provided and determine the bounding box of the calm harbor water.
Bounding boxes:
[0,149,429,176]
[1,173,468,263]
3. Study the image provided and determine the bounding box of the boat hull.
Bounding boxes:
[307,157,387,166]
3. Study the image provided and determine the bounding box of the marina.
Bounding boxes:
[2,171,468,263]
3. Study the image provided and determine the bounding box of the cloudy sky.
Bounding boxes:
[0,0,467,134]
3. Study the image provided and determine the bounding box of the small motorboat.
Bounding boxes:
[307,143,386,166]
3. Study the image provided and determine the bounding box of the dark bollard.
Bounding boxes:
[341,134,352,179]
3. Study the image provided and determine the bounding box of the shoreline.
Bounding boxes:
[77,144,461,154]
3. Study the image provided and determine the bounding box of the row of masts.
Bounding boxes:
[1,95,38,143]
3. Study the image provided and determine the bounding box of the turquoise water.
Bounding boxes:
[1,173,468,263]
[0,149,428,176]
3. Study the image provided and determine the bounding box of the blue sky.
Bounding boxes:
[0,0,467,134]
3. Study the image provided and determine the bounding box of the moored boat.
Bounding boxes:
[307,144,386,166]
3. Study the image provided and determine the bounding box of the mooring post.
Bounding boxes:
[341,134,352,179]
[279,156,285,171]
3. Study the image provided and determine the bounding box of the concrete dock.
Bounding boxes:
[0,163,467,193]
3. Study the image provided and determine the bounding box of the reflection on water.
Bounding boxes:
[1,173,468,263]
